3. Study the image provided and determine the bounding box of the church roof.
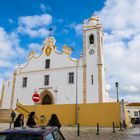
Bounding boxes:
[126,102,140,106]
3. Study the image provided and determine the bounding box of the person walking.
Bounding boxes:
[14,114,24,127]
[10,110,16,123]
[27,112,36,127]
[9,110,16,129]
[47,114,61,129]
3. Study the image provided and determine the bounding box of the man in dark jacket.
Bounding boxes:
[10,110,16,122]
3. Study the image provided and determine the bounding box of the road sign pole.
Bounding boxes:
[34,102,36,112]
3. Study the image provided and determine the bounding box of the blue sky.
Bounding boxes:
[0,0,105,76]
[0,0,105,53]
[0,0,140,102]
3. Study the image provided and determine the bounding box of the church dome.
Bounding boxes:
[87,16,98,26]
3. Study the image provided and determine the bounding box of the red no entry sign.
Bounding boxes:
[32,93,40,103]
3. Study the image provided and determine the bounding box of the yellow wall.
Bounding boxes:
[16,102,120,127]
[78,103,120,127]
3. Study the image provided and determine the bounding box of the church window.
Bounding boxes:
[44,75,49,86]
[91,74,93,85]
[89,34,94,44]
[45,59,50,68]
[69,72,74,84]
[134,111,138,116]
[22,77,27,87]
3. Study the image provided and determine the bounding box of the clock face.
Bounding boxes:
[89,49,94,55]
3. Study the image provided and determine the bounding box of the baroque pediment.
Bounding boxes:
[62,44,72,55]
[43,36,56,56]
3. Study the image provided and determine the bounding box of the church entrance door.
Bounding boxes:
[42,94,52,104]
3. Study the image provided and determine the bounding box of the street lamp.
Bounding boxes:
[115,82,119,102]
[70,47,79,126]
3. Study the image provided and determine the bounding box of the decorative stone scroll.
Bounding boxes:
[62,44,72,55]
[28,50,36,59]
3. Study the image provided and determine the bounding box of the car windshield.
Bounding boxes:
[0,134,42,140]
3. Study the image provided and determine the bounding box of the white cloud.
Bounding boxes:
[18,14,52,38]
[122,85,139,93]
[0,27,25,60]
[18,27,50,38]
[0,60,13,68]
[68,23,83,36]
[95,0,140,102]
[40,3,51,12]
[28,43,42,54]
[18,14,52,28]
[0,27,26,91]
[74,24,83,35]
[40,3,47,12]
[122,95,140,103]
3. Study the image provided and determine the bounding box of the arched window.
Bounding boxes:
[89,34,94,44]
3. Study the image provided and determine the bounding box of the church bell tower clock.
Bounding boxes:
[82,16,106,103]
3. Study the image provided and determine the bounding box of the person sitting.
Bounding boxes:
[47,114,61,129]
[14,114,24,127]
[26,112,36,127]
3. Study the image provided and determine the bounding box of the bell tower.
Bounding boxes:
[82,16,106,103]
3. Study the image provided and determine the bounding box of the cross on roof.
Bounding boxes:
[49,28,53,36]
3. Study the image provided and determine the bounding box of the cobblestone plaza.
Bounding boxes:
[0,123,140,140]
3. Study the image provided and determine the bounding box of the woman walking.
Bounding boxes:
[47,114,61,129]
[27,112,36,127]
[14,114,24,127]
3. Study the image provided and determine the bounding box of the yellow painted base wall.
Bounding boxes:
[16,102,120,127]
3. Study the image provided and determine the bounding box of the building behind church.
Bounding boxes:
[0,16,109,109]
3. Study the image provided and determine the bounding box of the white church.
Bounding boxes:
[0,16,109,109]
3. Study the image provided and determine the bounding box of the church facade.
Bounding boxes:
[0,16,109,109]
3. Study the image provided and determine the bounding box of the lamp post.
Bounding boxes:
[70,47,79,126]
[115,82,119,102]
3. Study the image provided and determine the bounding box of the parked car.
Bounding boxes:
[0,126,65,140]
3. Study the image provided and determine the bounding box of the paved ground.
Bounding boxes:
[0,123,140,140]
[61,125,140,140]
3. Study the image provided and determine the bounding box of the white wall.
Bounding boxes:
[11,47,84,109]
[127,106,140,118]
[1,17,108,109]
[2,79,13,109]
